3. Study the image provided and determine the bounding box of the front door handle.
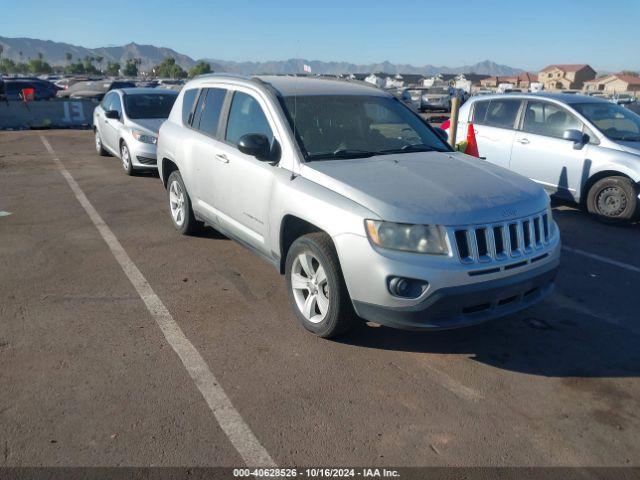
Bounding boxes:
[517,138,530,145]
[215,154,229,163]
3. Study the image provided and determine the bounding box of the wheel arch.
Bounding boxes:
[161,158,179,188]
[278,215,327,274]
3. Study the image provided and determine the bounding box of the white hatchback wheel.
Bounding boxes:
[291,252,330,324]
[121,144,131,171]
[169,179,186,227]
[95,132,102,153]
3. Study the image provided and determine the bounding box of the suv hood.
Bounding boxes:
[301,152,549,226]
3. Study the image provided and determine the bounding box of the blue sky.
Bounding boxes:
[1,0,637,71]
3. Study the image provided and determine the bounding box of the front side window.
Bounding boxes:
[573,102,640,142]
[225,91,273,146]
[522,101,582,138]
[281,94,449,160]
[123,93,177,119]
[112,94,123,117]
[482,99,522,129]
[101,92,115,111]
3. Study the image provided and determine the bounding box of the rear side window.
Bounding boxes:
[225,91,273,146]
[472,100,490,123]
[484,99,521,128]
[196,88,227,137]
[475,99,521,129]
[181,89,198,125]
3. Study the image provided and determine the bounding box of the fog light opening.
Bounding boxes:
[388,277,428,299]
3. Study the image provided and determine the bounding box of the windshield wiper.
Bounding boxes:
[307,149,377,161]
[377,143,447,154]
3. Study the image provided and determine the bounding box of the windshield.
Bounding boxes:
[573,102,640,141]
[281,95,450,160]
[123,93,177,119]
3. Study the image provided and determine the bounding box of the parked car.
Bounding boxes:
[456,93,640,222]
[157,75,560,338]
[2,77,60,101]
[57,80,136,100]
[610,93,637,106]
[93,88,178,175]
[406,86,452,112]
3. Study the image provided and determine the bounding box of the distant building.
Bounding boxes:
[538,64,596,90]
[583,73,640,93]
[385,74,404,89]
[364,73,385,88]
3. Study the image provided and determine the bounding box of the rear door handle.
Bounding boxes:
[517,138,530,145]
[215,154,229,163]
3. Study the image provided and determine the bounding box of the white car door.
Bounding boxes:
[188,87,230,222]
[510,100,589,200]
[102,92,123,153]
[212,89,279,254]
[471,98,522,169]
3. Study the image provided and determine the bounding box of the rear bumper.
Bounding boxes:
[352,261,558,330]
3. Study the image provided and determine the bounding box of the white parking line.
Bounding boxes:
[40,135,276,468]
[562,246,640,274]
[0,211,12,218]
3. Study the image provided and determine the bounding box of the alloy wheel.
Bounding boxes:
[291,252,330,324]
[169,179,186,227]
[121,145,131,171]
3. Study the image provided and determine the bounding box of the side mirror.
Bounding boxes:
[105,109,120,120]
[435,127,448,142]
[238,133,271,161]
[563,129,588,149]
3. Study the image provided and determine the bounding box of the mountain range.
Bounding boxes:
[0,36,523,76]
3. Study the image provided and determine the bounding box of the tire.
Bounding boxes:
[586,176,638,223]
[167,170,201,235]
[95,130,109,156]
[120,142,135,176]
[285,232,357,338]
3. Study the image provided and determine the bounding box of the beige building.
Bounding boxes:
[479,72,537,89]
[538,64,596,90]
[583,74,640,93]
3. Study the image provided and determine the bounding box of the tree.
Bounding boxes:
[621,70,639,77]
[0,58,17,75]
[65,52,72,65]
[95,55,104,72]
[37,52,43,61]
[0,44,4,60]
[153,57,187,79]
[64,61,86,75]
[122,59,138,77]
[105,62,120,76]
[188,61,212,78]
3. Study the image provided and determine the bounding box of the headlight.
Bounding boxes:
[365,220,449,255]
[132,130,157,144]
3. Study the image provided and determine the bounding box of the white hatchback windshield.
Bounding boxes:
[573,102,640,142]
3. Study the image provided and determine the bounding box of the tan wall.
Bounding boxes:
[603,79,640,93]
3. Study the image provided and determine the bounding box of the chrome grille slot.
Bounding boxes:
[508,224,519,254]
[476,228,488,258]
[451,211,552,265]
[455,230,471,261]
[523,220,532,249]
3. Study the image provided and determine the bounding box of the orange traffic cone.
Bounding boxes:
[464,122,480,158]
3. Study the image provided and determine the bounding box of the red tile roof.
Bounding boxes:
[540,64,591,73]
[615,74,640,85]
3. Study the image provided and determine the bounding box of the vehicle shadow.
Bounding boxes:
[340,301,640,378]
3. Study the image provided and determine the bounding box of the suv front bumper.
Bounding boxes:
[352,261,558,330]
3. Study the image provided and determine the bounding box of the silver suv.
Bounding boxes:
[157,75,561,338]
[456,93,640,222]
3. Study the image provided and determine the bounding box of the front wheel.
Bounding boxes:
[285,233,356,338]
[586,176,638,223]
[121,142,135,176]
[95,130,109,156]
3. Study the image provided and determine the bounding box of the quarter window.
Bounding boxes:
[181,89,199,125]
[225,91,273,146]
[522,101,582,138]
